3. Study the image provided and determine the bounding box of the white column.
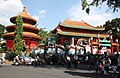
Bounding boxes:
[71,37,75,46]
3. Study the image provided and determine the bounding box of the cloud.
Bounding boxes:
[81,14,112,26]
[39,10,46,16]
[0,0,23,26]
[67,0,114,26]
[33,10,47,21]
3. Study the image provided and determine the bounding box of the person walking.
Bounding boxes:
[112,64,117,78]
[67,55,71,69]
[73,55,78,68]
[14,55,20,66]
[89,57,95,70]
[95,60,99,74]
[105,57,111,75]
[101,63,105,76]
[98,62,102,74]
[101,61,105,76]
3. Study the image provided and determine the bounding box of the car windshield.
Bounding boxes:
[20,56,34,60]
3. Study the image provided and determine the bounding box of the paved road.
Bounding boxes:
[0,64,118,78]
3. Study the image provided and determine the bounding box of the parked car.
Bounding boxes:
[19,56,35,65]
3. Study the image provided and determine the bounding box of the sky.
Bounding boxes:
[0,0,120,31]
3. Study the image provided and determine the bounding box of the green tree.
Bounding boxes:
[0,24,5,41]
[38,28,49,44]
[38,28,56,56]
[38,28,56,45]
[0,24,6,53]
[103,18,120,40]
[38,28,49,56]
[81,0,120,14]
[0,42,8,53]
[13,16,24,55]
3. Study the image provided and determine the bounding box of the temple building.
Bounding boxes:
[52,19,119,55]
[2,6,42,52]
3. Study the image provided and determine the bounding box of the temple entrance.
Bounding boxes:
[76,38,90,55]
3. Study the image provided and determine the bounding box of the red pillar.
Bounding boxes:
[116,39,119,52]
[98,34,100,54]
[61,38,64,44]
[26,39,31,52]
[90,37,93,54]
[110,35,113,54]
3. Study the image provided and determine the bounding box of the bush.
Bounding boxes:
[5,52,16,61]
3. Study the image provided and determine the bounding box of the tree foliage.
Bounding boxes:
[0,24,6,53]
[38,28,55,45]
[103,18,120,40]
[81,0,120,14]
[13,16,23,55]
[38,28,49,44]
[38,28,56,56]
[0,24,5,41]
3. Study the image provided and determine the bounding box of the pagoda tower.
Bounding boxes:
[2,6,42,51]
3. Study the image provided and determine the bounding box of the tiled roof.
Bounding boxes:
[10,6,37,25]
[60,19,104,30]
[6,23,39,31]
[2,32,42,40]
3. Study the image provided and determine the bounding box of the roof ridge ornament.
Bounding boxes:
[81,20,94,27]
[23,6,27,12]
[81,20,84,22]
[64,18,71,22]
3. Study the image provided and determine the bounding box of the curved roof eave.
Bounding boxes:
[10,16,37,25]
[10,6,37,25]
[60,23,105,31]
[6,24,39,31]
[57,31,109,38]
[2,32,42,40]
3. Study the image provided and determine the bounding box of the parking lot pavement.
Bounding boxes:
[0,64,119,78]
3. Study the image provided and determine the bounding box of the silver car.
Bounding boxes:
[20,56,35,65]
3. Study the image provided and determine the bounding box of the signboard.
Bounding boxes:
[48,37,56,47]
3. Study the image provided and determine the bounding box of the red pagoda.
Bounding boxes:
[2,6,42,51]
[52,19,119,54]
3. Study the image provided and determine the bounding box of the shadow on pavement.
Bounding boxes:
[64,70,119,78]
[33,64,67,70]
[32,64,120,78]
[32,64,90,70]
